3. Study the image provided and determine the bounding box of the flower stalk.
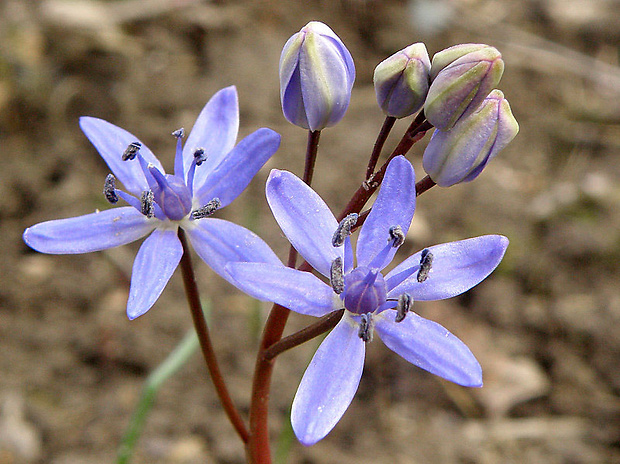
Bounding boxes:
[366,116,397,180]
[247,128,322,463]
[341,111,432,222]
[178,229,249,443]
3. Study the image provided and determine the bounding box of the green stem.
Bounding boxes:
[117,329,200,464]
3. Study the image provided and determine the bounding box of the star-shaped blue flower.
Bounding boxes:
[24,86,282,320]
[227,155,508,445]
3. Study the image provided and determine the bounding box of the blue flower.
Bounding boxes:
[227,156,508,445]
[23,86,282,320]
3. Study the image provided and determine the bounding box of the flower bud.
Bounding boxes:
[422,89,518,187]
[279,21,355,131]
[424,44,504,130]
[373,43,430,118]
[429,44,489,81]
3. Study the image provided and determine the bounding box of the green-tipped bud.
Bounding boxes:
[279,21,355,132]
[424,44,504,130]
[373,43,431,118]
[422,89,518,187]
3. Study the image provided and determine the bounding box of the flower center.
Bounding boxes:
[149,168,193,221]
[343,266,387,315]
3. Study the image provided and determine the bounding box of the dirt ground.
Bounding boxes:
[1,0,620,463]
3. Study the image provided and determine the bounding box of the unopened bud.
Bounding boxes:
[373,43,430,118]
[425,44,504,130]
[279,21,355,131]
[422,89,519,187]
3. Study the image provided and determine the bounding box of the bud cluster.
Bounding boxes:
[279,22,518,186]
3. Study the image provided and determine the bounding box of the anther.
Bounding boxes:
[140,190,154,218]
[193,148,206,166]
[332,213,358,247]
[330,257,344,294]
[395,293,412,323]
[191,198,221,220]
[172,128,185,138]
[417,248,433,282]
[358,313,374,343]
[122,141,142,161]
[388,225,405,248]
[103,174,118,204]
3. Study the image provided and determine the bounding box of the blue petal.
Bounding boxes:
[183,86,239,188]
[266,170,342,277]
[385,235,509,300]
[299,29,354,131]
[226,263,336,317]
[23,207,156,254]
[280,35,308,129]
[279,33,303,94]
[79,117,164,196]
[194,128,280,208]
[185,218,281,285]
[343,236,354,274]
[375,310,482,387]
[127,228,182,320]
[291,316,365,446]
[357,156,416,270]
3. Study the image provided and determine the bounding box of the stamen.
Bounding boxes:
[395,293,412,323]
[417,248,433,282]
[103,174,118,204]
[122,142,142,161]
[172,128,185,139]
[388,225,405,248]
[330,257,344,294]
[191,198,221,220]
[140,190,154,218]
[332,213,358,247]
[358,313,374,343]
[193,148,207,166]
[186,148,207,193]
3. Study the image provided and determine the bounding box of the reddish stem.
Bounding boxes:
[339,117,432,221]
[247,130,320,463]
[178,229,249,443]
[366,116,396,180]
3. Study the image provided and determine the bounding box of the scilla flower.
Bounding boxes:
[279,21,355,131]
[23,86,282,320]
[227,156,508,445]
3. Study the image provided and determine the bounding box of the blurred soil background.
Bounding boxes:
[1,0,620,462]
